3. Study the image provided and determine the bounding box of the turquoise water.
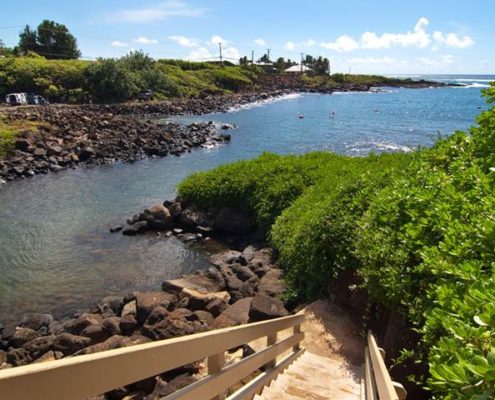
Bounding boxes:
[0,77,491,323]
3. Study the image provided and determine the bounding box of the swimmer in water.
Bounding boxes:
[329,111,336,119]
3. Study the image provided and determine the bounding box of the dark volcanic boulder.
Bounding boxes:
[75,335,125,355]
[142,308,208,340]
[11,328,39,347]
[80,324,110,345]
[101,296,124,315]
[7,348,32,366]
[53,332,91,355]
[122,221,149,236]
[144,203,173,230]
[162,273,224,295]
[65,313,103,335]
[213,297,253,329]
[258,269,286,297]
[180,207,212,228]
[248,294,288,322]
[179,288,230,311]
[78,146,96,161]
[208,250,246,267]
[119,314,137,335]
[135,292,178,323]
[23,335,55,359]
[214,207,255,235]
[19,314,53,331]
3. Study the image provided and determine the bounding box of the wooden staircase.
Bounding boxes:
[254,350,360,400]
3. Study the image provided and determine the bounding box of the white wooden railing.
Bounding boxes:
[0,314,305,400]
[361,330,407,400]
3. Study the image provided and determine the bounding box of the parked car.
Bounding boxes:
[138,89,153,101]
[5,93,28,106]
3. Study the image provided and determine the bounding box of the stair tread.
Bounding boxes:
[258,349,361,400]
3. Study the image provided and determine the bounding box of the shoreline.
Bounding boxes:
[0,197,291,400]
[0,82,454,185]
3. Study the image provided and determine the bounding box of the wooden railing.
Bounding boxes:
[361,331,407,400]
[0,314,305,400]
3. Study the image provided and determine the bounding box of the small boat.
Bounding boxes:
[298,114,304,119]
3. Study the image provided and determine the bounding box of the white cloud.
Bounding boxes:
[320,17,473,52]
[111,40,128,47]
[187,47,213,61]
[321,35,359,52]
[253,38,266,47]
[210,35,227,46]
[285,40,296,50]
[432,31,474,48]
[302,39,316,47]
[346,56,400,65]
[285,41,296,50]
[168,35,198,47]
[133,36,158,45]
[110,0,206,24]
[223,46,241,61]
[418,54,455,66]
[284,39,316,51]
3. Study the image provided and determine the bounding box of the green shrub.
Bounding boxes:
[178,89,495,398]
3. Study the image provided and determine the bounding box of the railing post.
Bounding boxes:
[266,333,278,368]
[208,352,226,400]
[293,324,301,351]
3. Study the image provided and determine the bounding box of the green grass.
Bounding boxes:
[0,115,46,156]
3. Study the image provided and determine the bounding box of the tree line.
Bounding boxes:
[239,53,330,75]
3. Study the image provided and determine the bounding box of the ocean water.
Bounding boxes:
[0,76,492,322]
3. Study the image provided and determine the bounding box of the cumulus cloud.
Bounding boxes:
[321,35,359,52]
[110,0,207,24]
[432,31,474,48]
[320,17,473,52]
[210,35,227,45]
[223,46,241,60]
[133,36,158,45]
[285,41,296,50]
[284,39,316,51]
[187,47,213,61]
[346,56,400,65]
[253,38,266,47]
[418,54,455,66]
[168,35,198,47]
[111,40,128,47]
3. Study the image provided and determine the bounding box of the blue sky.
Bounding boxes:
[1,0,494,74]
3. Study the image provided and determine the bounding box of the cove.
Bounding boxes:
[0,88,487,323]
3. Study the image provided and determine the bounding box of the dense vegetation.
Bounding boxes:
[0,52,260,103]
[179,84,495,398]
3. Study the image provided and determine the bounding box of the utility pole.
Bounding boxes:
[300,53,304,74]
[251,50,254,67]
[218,42,223,66]
[266,48,271,63]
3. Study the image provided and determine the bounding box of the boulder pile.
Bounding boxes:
[0,106,231,182]
[0,244,288,399]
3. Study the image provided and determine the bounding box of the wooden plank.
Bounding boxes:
[163,333,304,400]
[226,349,305,400]
[367,331,398,400]
[293,324,301,352]
[208,352,226,400]
[266,333,277,368]
[360,364,366,400]
[364,348,377,400]
[0,314,304,400]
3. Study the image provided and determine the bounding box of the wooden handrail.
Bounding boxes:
[362,330,407,400]
[0,314,304,400]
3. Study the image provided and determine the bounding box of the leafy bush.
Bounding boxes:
[178,89,495,398]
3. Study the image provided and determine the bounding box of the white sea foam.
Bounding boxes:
[457,83,490,88]
[346,140,413,155]
[227,93,302,112]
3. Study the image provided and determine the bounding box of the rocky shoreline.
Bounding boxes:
[0,82,454,185]
[0,196,289,399]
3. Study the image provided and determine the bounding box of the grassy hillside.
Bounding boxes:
[0,53,440,104]
[178,84,495,398]
[0,53,261,103]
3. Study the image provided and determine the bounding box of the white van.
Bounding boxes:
[5,93,28,106]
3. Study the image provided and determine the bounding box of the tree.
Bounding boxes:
[313,56,330,75]
[18,20,81,59]
[18,25,38,53]
[239,56,249,65]
[258,53,270,63]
